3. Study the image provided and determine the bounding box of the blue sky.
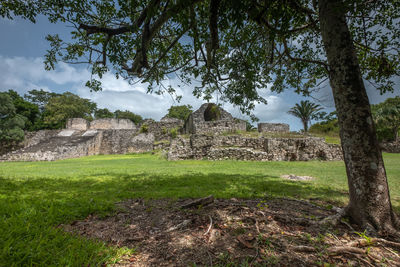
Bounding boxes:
[0,15,398,131]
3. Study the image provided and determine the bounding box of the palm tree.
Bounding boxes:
[288,100,323,132]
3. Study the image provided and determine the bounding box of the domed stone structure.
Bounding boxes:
[183,103,246,134]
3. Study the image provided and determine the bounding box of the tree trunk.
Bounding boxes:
[318,0,399,235]
[302,120,308,132]
[394,127,399,143]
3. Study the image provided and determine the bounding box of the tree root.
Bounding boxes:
[319,206,349,226]
[180,195,214,209]
[291,237,400,266]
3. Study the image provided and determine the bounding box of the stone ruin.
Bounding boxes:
[258,123,290,133]
[184,103,246,134]
[0,117,181,162]
[0,103,344,162]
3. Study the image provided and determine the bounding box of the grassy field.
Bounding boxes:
[0,153,399,266]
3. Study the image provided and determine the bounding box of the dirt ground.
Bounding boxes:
[62,197,400,266]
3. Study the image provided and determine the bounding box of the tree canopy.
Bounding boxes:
[7,90,40,131]
[24,89,60,112]
[2,0,397,115]
[42,92,97,129]
[0,92,25,150]
[166,105,193,121]
[94,108,114,119]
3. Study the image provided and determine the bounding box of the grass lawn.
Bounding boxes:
[0,153,399,266]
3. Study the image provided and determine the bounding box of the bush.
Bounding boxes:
[139,124,149,133]
[375,126,395,142]
[204,103,221,121]
[169,127,178,139]
[309,119,339,135]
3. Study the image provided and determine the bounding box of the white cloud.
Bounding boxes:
[0,55,302,128]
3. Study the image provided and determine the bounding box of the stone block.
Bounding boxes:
[90,118,136,130]
[258,123,290,133]
[66,118,89,130]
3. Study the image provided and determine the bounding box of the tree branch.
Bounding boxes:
[146,27,190,75]
[78,24,131,36]
[283,40,329,71]
[124,0,203,75]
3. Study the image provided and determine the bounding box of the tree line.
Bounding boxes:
[303,97,400,143]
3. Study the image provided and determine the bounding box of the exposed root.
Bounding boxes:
[180,195,214,209]
[204,215,213,236]
[319,206,349,226]
[292,237,400,266]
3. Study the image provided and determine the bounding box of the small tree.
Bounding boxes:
[42,92,97,129]
[114,110,143,124]
[288,100,323,132]
[166,105,193,121]
[24,89,60,112]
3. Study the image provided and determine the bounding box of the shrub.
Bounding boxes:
[169,127,178,138]
[140,124,149,133]
[309,119,339,135]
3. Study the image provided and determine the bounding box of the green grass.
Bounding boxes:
[310,132,341,144]
[0,153,400,266]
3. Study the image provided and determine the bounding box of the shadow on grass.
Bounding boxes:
[0,172,349,266]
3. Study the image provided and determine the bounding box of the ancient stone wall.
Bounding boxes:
[0,130,61,156]
[99,130,154,154]
[258,123,290,133]
[380,142,400,153]
[66,118,89,130]
[191,120,247,135]
[89,118,136,130]
[140,118,184,141]
[1,129,156,161]
[168,134,343,161]
[2,132,103,161]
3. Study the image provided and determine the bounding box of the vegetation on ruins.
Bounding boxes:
[288,100,323,132]
[166,105,193,121]
[114,109,144,124]
[2,0,400,240]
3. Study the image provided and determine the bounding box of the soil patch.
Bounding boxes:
[61,198,400,266]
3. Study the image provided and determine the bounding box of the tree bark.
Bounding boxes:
[318,0,399,235]
[302,120,308,132]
